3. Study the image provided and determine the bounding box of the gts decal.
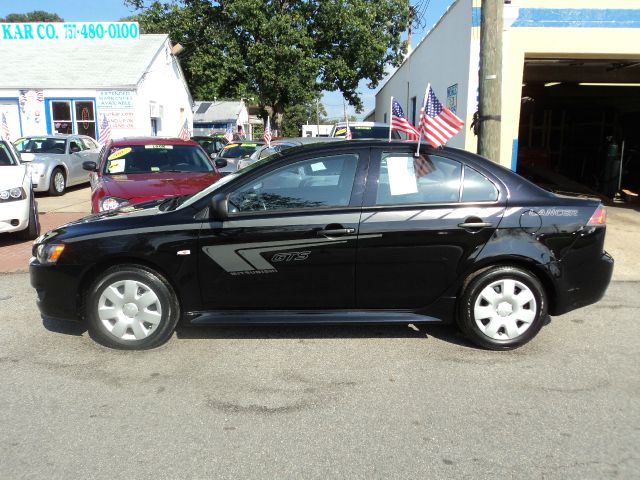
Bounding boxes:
[271,251,310,262]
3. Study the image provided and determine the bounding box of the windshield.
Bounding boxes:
[334,126,401,139]
[219,143,260,158]
[178,153,276,210]
[15,137,66,154]
[0,142,18,166]
[103,144,214,174]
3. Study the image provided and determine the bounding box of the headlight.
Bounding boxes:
[28,162,46,177]
[36,243,65,265]
[0,187,26,202]
[100,197,129,211]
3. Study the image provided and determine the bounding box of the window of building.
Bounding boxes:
[51,101,72,135]
[50,99,97,139]
[75,101,96,139]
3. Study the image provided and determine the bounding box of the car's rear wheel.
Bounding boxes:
[86,265,180,350]
[457,266,547,350]
[17,193,40,241]
[49,168,66,196]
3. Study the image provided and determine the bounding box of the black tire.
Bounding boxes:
[48,167,66,196]
[86,265,180,350]
[17,194,40,241]
[457,266,547,350]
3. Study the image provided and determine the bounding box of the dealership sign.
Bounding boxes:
[0,22,139,42]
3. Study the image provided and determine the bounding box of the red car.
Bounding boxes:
[83,138,223,213]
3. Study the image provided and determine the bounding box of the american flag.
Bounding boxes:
[223,125,234,143]
[413,155,436,177]
[178,118,190,141]
[263,117,272,146]
[2,112,11,142]
[418,86,464,148]
[98,114,111,146]
[391,97,420,140]
[345,125,352,140]
[36,90,44,102]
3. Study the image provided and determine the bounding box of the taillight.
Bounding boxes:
[587,205,606,226]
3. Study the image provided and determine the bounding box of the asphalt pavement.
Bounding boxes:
[0,273,638,479]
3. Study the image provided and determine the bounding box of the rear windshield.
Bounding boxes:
[333,126,401,139]
[0,142,17,166]
[219,143,260,158]
[103,144,214,175]
[15,137,66,154]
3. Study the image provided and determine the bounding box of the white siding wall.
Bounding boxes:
[135,40,193,137]
[375,0,473,149]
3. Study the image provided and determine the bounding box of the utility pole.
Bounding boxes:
[478,0,503,163]
[315,98,321,137]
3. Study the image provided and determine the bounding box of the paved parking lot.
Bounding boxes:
[0,272,638,479]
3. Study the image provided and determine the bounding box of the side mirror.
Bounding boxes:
[215,158,228,169]
[82,161,98,172]
[209,193,228,221]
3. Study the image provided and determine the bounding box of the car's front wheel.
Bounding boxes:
[49,167,66,196]
[86,265,180,349]
[457,266,547,350]
[17,193,40,241]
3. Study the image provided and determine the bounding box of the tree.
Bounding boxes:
[1,11,63,22]
[281,97,327,137]
[126,0,408,132]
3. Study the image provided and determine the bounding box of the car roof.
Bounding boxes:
[272,137,344,147]
[110,137,198,146]
[332,122,390,128]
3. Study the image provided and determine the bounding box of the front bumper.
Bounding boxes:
[30,258,86,321]
[0,198,30,233]
[550,251,614,316]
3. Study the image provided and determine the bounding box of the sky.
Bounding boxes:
[0,0,457,121]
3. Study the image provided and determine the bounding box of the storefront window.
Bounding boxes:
[75,101,96,139]
[51,101,72,134]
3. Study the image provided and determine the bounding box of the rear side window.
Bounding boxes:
[462,166,498,202]
[229,154,358,213]
[0,142,17,166]
[375,153,462,205]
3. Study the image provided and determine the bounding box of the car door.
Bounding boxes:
[66,137,86,185]
[356,146,506,309]
[197,147,368,310]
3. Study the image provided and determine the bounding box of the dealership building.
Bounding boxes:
[0,23,193,142]
[375,0,640,196]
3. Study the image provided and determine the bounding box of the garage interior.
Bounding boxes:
[517,58,640,202]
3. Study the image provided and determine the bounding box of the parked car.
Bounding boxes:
[14,135,101,195]
[238,137,343,170]
[330,122,401,139]
[214,141,264,174]
[0,139,39,240]
[30,140,613,350]
[82,137,222,213]
[191,135,227,157]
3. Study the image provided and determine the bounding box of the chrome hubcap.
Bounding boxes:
[97,279,162,341]
[54,172,65,192]
[473,279,537,340]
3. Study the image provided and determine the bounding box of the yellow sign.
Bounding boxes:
[335,128,347,135]
[107,147,131,160]
[224,143,238,149]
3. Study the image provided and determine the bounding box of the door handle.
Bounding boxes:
[317,228,355,237]
[458,221,493,228]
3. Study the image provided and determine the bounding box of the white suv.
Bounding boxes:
[0,139,40,240]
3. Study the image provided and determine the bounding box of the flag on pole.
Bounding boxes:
[223,125,234,143]
[98,114,111,146]
[263,117,272,146]
[390,97,420,140]
[1,113,10,142]
[345,125,352,140]
[178,118,191,141]
[418,86,464,148]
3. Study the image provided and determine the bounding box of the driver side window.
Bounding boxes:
[228,154,359,213]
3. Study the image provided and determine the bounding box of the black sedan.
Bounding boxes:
[30,140,613,350]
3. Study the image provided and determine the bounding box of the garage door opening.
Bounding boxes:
[517,58,640,201]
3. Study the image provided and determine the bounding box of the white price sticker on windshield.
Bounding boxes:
[108,159,125,174]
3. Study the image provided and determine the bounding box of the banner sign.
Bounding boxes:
[0,22,139,42]
[98,90,135,110]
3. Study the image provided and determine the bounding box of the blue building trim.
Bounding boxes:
[472,7,640,29]
[511,138,518,172]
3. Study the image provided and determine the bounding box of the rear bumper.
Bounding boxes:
[550,251,614,316]
[30,259,85,321]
